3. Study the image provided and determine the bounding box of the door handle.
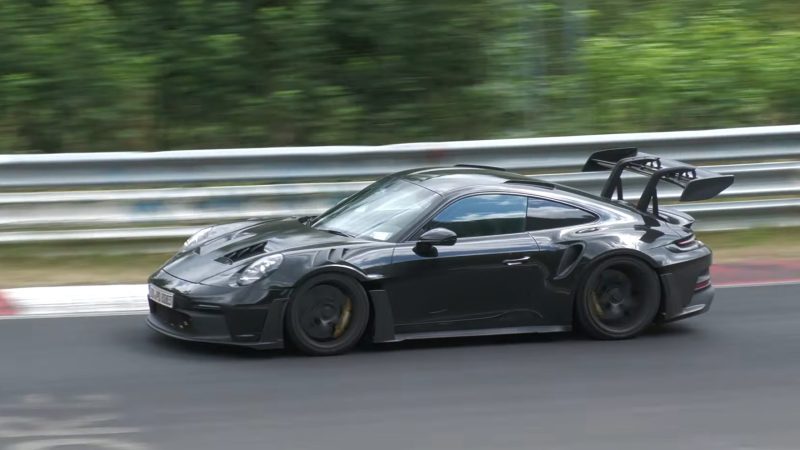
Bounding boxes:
[503,256,530,266]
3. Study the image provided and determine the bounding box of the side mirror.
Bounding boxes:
[417,228,457,247]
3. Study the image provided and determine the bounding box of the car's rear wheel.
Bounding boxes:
[285,273,370,356]
[575,256,660,340]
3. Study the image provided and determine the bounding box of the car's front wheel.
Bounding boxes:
[575,256,661,340]
[285,273,370,356]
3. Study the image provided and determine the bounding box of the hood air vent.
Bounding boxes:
[218,242,267,264]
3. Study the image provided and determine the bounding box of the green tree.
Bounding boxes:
[1,0,799,153]
[0,0,153,152]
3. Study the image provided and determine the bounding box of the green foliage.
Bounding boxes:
[0,0,153,152]
[0,0,798,153]
[566,2,800,132]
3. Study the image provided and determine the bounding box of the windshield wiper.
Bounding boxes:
[316,228,355,238]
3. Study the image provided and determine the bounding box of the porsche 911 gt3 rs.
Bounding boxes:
[147,148,733,355]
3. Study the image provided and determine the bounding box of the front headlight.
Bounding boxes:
[238,254,284,286]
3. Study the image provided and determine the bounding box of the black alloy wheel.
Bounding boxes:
[575,256,660,340]
[285,274,370,356]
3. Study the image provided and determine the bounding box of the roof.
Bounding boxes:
[396,166,632,218]
[400,166,540,194]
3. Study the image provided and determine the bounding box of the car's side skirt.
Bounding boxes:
[391,325,571,343]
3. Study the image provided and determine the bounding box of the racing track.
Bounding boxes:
[1,283,799,450]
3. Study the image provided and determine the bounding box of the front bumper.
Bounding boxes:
[146,270,290,349]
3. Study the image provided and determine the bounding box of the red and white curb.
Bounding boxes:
[0,284,147,318]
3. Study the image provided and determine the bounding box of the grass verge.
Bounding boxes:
[696,227,800,263]
[0,239,181,288]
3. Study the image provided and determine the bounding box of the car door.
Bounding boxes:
[383,194,549,335]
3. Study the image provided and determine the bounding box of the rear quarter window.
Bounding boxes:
[526,197,597,231]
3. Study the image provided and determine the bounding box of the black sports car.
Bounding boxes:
[147,148,733,355]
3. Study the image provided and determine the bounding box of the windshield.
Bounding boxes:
[311,177,440,241]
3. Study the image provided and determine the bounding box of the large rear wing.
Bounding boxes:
[582,148,734,215]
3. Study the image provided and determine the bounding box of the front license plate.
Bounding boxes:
[149,284,174,308]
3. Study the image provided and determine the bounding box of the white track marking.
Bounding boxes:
[0,394,116,411]
[0,415,139,438]
[716,280,800,289]
[8,438,148,450]
[1,285,147,317]
[1,394,148,450]
[0,311,147,321]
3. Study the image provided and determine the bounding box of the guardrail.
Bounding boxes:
[1,125,798,242]
[3,124,800,188]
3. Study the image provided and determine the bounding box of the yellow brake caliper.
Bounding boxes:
[333,298,352,338]
[591,292,603,316]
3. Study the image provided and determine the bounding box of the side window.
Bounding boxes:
[526,197,597,231]
[426,195,527,238]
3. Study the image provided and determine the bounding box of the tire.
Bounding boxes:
[575,256,661,340]
[285,273,370,356]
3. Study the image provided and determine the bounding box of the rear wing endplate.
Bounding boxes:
[582,148,734,215]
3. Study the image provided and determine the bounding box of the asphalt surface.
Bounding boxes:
[1,284,799,450]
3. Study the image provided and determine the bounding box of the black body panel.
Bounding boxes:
[385,232,546,334]
[146,164,724,350]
